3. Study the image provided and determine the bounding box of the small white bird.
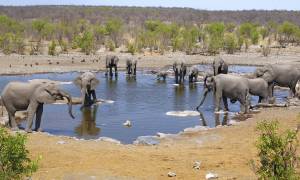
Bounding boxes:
[123,120,132,127]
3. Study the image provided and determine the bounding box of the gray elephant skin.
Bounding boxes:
[213,57,228,76]
[295,80,300,98]
[1,80,74,132]
[247,78,269,103]
[126,58,137,76]
[74,72,99,107]
[173,61,187,84]
[188,66,199,83]
[197,74,250,113]
[105,55,119,77]
[255,64,300,97]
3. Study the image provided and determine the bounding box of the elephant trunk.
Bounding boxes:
[213,65,218,76]
[196,88,209,110]
[60,90,75,119]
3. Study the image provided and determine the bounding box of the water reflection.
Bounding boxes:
[75,105,100,138]
[126,75,136,81]
[198,110,229,127]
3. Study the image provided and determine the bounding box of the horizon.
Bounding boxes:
[1,0,300,11]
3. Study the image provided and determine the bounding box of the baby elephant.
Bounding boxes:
[247,78,269,104]
[74,72,99,107]
[1,81,74,132]
[188,66,199,83]
[156,71,168,81]
[126,58,137,76]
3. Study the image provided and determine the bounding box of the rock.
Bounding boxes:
[166,110,200,117]
[123,120,132,127]
[167,172,176,177]
[56,140,66,145]
[193,161,201,170]
[133,136,160,146]
[183,125,209,133]
[206,172,218,179]
[95,137,121,144]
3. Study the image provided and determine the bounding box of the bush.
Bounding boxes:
[48,40,56,56]
[224,33,237,54]
[126,41,136,55]
[105,39,115,51]
[251,120,299,179]
[262,45,271,57]
[0,127,39,179]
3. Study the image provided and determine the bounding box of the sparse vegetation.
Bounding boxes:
[251,120,299,179]
[0,127,39,179]
[0,7,300,55]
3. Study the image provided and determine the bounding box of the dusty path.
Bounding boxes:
[27,107,300,179]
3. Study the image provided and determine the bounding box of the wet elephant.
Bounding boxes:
[173,61,187,84]
[105,55,119,77]
[213,57,228,76]
[1,81,74,132]
[126,58,137,76]
[196,74,250,113]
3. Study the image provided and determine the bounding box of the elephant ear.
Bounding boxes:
[35,85,57,104]
[73,76,82,88]
[91,78,100,89]
[220,60,225,71]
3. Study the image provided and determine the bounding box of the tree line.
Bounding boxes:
[1,7,300,55]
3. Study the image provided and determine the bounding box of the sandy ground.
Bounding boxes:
[0,50,300,179]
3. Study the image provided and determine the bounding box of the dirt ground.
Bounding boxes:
[0,50,300,179]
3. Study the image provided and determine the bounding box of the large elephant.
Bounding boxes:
[213,57,228,76]
[105,55,119,77]
[173,61,187,84]
[74,72,99,107]
[247,78,269,103]
[196,73,250,113]
[254,64,300,97]
[188,66,199,83]
[126,58,137,76]
[1,81,74,132]
[295,80,300,98]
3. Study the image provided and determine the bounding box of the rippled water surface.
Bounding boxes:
[0,65,288,143]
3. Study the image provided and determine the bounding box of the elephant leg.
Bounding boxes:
[222,96,229,112]
[214,90,222,112]
[8,111,19,131]
[115,65,118,76]
[91,90,97,103]
[258,96,263,103]
[26,102,38,133]
[105,67,108,76]
[109,66,113,77]
[35,103,43,132]
[134,66,136,76]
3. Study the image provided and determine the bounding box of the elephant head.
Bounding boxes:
[213,57,228,76]
[74,72,99,106]
[173,61,186,84]
[196,72,214,110]
[35,83,75,119]
[254,65,275,83]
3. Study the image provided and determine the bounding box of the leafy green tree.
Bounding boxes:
[0,127,39,179]
[259,27,269,40]
[105,18,123,48]
[278,21,299,43]
[223,33,237,54]
[206,23,225,54]
[32,20,47,39]
[80,31,95,55]
[252,120,299,179]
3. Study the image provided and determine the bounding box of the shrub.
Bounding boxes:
[0,127,39,179]
[105,39,115,51]
[262,45,271,57]
[223,33,237,54]
[126,41,136,55]
[251,120,299,179]
[48,40,56,56]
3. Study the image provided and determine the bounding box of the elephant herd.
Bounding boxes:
[1,54,300,133]
[197,58,300,113]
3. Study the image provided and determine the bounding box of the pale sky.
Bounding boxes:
[0,0,300,10]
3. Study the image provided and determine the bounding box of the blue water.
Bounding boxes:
[0,65,288,144]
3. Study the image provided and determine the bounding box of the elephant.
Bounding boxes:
[247,78,269,103]
[213,57,228,76]
[254,64,300,97]
[105,55,119,77]
[74,72,99,107]
[196,73,250,113]
[126,58,137,76]
[173,61,187,84]
[188,66,199,83]
[156,71,168,81]
[1,81,74,132]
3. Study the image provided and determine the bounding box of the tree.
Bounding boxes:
[105,18,123,48]
[278,21,299,44]
[224,33,237,54]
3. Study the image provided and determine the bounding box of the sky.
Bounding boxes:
[0,0,300,10]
